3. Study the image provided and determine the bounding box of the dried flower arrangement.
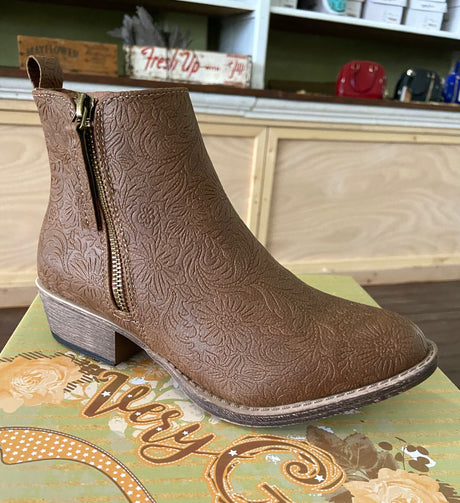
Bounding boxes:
[108,6,191,49]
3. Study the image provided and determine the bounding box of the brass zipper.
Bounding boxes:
[73,92,129,312]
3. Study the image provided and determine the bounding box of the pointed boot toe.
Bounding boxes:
[29,55,437,427]
[174,286,436,426]
[312,297,433,398]
[317,294,430,389]
[354,308,429,379]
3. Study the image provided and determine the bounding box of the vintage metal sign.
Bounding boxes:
[124,45,252,88]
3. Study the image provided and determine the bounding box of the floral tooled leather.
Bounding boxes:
[34,89,114,317]
[64,88,430,408]
[30,51,430,408]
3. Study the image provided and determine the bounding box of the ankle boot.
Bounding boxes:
[28,56,436,427]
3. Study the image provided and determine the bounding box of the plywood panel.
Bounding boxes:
[0,124,256,306]
[0,125,49,278]
[201,135,254,223]
[266,139,460,263]
[3,96,460,302]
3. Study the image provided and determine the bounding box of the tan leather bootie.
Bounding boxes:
[28,56,437,426]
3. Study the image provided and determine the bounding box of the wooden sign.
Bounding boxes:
[124,45,252,88]
[18,35,118,77]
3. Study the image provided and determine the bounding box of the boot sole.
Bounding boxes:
[37,281,438,427]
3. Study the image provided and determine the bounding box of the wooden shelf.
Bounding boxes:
[270,6,460,44]
[4,66,460,113]
[176,0,255,11]
[21,0,255,16]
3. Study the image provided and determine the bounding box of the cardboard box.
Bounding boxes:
[362,0,406,23]
[124,45,252,88]
[1,275,460,502]
[365,0,407,6]
[345,0,364,17]
[271,0,297,7]
[404,7,445,27]
[17,35,118,77]
[408,0,446,11]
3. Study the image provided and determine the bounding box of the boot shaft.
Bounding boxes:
[31,76,110,315]
[30,56,239,321]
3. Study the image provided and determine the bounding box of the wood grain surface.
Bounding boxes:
[17,36,118,77]
[0,124,49,283]
[201,135,255,224]
[266,139,460,265]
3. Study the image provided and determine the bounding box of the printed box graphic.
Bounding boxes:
[1,275,459,502]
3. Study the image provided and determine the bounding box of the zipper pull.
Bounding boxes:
[73,92,103,231]
[73,92,95,130]
[74,92,87,129]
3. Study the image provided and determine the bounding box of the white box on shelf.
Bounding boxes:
[404,8,444,28]
[345,0,364,16]
[362,0,406,23]
[366,0,406,6]
[124,45,252,88]
[271,0,297,7]
[408,0,446,11]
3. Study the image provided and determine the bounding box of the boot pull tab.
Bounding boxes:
[26,55,63,89]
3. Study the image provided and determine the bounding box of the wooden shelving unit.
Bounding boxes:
[16,0,460,88]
